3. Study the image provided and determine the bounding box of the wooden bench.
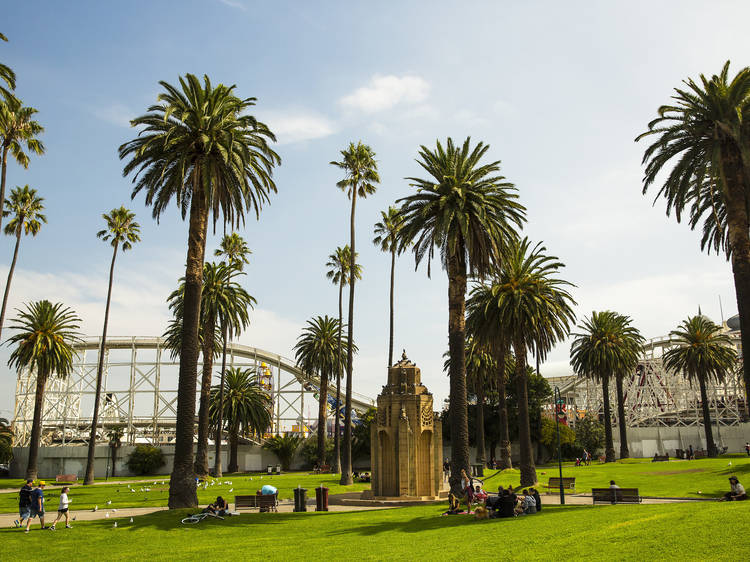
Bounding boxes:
[55,474,77,483]
[652,454,669,462]
[592,488,641,504]
[234,493,278,512]
[694,450,706,459]
[311,464,330,474]
[544,477,576,492]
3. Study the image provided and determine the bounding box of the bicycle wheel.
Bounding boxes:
[181,516,202,524]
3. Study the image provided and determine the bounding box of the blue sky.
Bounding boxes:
[1,0,748,418]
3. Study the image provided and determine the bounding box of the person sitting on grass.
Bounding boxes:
[720,476,747,501]
[204,496,228,516]
[521,489,537,514]
[495,489,516,518]
[474,484,488,503]
[530,487,542,512]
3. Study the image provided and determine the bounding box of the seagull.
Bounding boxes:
[229,488,233,492]
[93,505,98,512]
[72,516,77,521]
[129,517,134,523]
[106,500,112,505]
[728,461,733,467]
[113,521,117,528]
[105,512,110,518]
[113,509,117,513]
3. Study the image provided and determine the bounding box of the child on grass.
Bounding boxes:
[49,486,72,530]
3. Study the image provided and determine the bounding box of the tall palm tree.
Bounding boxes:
[293,316,351,468]
[6,300,82,479]
[397,137,525,489]
[0,32,16,101]
[0,96,45,233]
[325,245,362,473]
[467,284,515,470]
[663,316,737,457]
[166,262,254,477]
[120,74,279,508]
[570,311,644,462]
[209,367,272,472]
[330,141,379,485]
[637,61,750,415]
[213,232,252,477]
[468,239,575,485]
[0,185,46,339]
[373,205,408,367]
[106,425,125,478]
[83,207,140,485]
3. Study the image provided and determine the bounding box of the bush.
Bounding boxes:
[575,413,605,455]
[299,435,334,468]
[126,445,165,475]
[263,434,302,471]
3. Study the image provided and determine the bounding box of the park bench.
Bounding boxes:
[694,450,706,459]
[311,464,330,474]
[544,477,576,493]
[234,493,278,512]
[591,488,641,504]
[55,474,77,483]
[652,454,669,462]
[598,455,606,463]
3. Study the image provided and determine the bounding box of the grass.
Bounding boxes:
[1,501,749,560]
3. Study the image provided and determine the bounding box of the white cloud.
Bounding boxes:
[92,103,134,128]
[263,111,335,144]
[340,74,430,113]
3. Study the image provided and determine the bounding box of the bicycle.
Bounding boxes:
[181,511,224,524]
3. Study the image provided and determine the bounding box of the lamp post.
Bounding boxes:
[554,386,565,505]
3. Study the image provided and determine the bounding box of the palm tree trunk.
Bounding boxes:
[698,377,717,457]
[388,246,395,367]
[722,148,750,418]
[316,370,329,467]
[615,375,629,459]
[168,176,207,509]
[447,252,470,491]
[495,346,512,470]
[111,444,118,477]
[228,429,239,473]
[0,228,22,340]
[194,315,216,477]
[602,375,615,462]
[513,340,536,486]
[341,190,357,486]
[26,371,47,480]
[214,324,228,478]
[475,378,486,468]
[333,277,343,473]
[84,243,119,485]
[0,144,8,233]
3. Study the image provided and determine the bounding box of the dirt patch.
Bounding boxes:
[637,468,708,476]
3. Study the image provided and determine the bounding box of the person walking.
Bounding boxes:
[49,486,72,530]
[15,478,33,529]
[25,481,46,533]
[744,442,749,457]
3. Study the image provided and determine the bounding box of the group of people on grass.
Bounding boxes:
[15,479,72,533]
[444,468,542,519]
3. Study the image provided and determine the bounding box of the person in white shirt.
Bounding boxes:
[49,487,72,530]
[721,477,747,501]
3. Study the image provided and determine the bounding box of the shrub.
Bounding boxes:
[126,445,165,475]
[575,413,605,455]
[299,435,334,468]
[263,434,302,471]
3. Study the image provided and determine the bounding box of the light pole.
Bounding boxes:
[554,386,565,505]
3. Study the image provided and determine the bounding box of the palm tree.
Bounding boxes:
[663,316,737,457]
[213,232,252,478]
[0,96,45,233]
[325,245,362,473]
[165,262,254,477]
[330,141,379,485]
[637,61,750,415]
[293,316,351,468]
[466,284,515,470]
[209,367,272,472]
[373,205,408,367]
[262,434,302,471]
[82,207,140,485]
[6,300,82,479]
[0,417,13,464]
[0,32,16,101]
[120,74,279,507]
[396,137,525,489]
[467,239,575,485]
[570,311,644,462]
[214,231,251,270]
[106,426,125,478]
[0,185,46,339]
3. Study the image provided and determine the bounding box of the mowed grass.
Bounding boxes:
[2,502,749,561]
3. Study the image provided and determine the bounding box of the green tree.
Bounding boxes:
[397,137,525,490]
[663,315,737,457]
[0,32,16,100]
[262,434,302,471]
[466,239,574,485]
[0,417,12,464]
[540,416,576,462]
[120,74,279,508]
[106,425,125,478]
[214,231,251,270]
[6,300,82,479]
[83,206,140,485]
[330,141,379,485]
[209,367,272,472]
[325,244,362,473]
[352,406,376,462]
[0,96,45,234]
[373,205,408,367]
[575,413,605,456]
[570,311,644,461]
[293,315,351,468]
[0,185,46,339]
[637,62,750,415]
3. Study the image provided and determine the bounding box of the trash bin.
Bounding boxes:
[267,465,273,474]
[315,485,329,511]
[293,487,307,512]
[275,464,281,474]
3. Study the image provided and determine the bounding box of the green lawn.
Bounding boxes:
[2,502,749,560]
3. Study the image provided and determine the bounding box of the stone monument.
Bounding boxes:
[368,351,445,499]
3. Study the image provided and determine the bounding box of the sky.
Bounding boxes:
[0,0,748,419]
